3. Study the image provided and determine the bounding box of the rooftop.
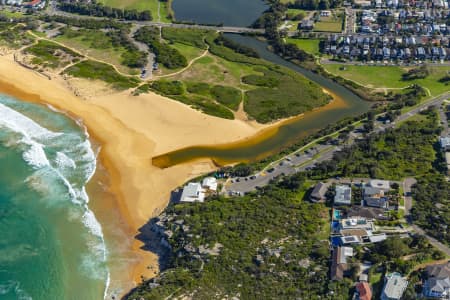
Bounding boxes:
[334,185,352,205]
[381,272,408,300]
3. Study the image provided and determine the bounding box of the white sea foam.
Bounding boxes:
[0,281,32,300]
[0,103,60,139]
[1,101,110,299]
[55,152,76,169]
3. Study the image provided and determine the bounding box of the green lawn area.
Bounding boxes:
[53,28,140,75]
[324,64,450,96]
[98,0,171,22]
[286,8,308,19]
[314,12,343,33]
[286,38,321,56]
[156,42,205,75]
[172,53,260,89]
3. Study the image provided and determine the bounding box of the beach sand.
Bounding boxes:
[0,54,266,293]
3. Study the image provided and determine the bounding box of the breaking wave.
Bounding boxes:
[0,101,110,298]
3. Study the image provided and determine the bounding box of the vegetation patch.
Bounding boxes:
[126,174,343,299]
[149,80,236,119]
[161,27,208,49]
[134,26,187,69]
[244,67,330,123]
[54,26,147,74]
[0,23,35,49]
[24,40,82,69]
[64,60,139,90]
[286,38,321,56]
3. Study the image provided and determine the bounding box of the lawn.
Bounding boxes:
[64,60,139,90]
[286,38,321,56]
[324,64,450,96]
[98,0,172,22]
[314,12,344,33]
[156,42,205,75]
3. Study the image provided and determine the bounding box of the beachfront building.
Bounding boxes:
[202,177,218,192]
[334,185,352,205]
[180,182,205,203]
[381,272,408,300]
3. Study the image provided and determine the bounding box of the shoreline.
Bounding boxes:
[0,53,266,294]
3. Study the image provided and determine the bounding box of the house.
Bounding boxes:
[202,177,218,191]
[320,10,332,17]
[331,246,354,281]
[340,217,374,231]
[347,206,388,220]
[310,182,328,202]
[355,281,372,300]
[300,19,314,30]
[364,180,391,208]
[334,185,352,205]
[381,272,408,300]
[180,182,205,203]
[340,235,362,245]
[364,186,388,208]
[440,137,450,151]
[423,262,450,299]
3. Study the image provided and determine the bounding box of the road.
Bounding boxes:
[225,92,450,195]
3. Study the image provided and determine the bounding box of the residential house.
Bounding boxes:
[334,185,352,205]
[310,182,328,202]
[300,19,314,30]
[347,206,388,220]
[180,182,205,203]
[423,262,450,299]
[320,10,331,17]
[355,281,372,300]
[331,246,354,281]
[381,272,408,300]
[440,137,450,151]
[364,180,391,208]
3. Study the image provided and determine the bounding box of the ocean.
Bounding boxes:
[0,94,108,299]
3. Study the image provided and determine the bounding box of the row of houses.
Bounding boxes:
[1,0,44,9]
[324,44,449,61]
[364,0,450,9]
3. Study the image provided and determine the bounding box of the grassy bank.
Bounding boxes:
[64,60,139,90]
[323,64,450,96]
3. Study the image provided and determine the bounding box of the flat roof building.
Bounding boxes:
[180,182,205,203]
[334,185,352,205]
[202,177,218,191]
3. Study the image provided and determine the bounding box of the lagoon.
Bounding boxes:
[171,0,268,27]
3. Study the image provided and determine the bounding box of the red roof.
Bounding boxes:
[24,0,41,6]
[356,282,372,300]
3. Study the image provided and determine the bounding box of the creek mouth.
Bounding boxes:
[152,35,370,169]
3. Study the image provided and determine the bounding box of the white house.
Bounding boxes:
[202,177,218,191]
[180,182,205,203]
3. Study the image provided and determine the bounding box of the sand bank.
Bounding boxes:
[0,54,265,290]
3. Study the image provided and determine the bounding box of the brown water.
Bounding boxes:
[153,35,370,168]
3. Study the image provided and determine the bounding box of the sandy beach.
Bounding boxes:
[0,53,266,291]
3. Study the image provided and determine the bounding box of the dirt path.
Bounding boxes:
[27,31,140,79]
[152,46,210,80]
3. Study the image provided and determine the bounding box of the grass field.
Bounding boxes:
[98,0,171,22]
[314,12,344,33]
[53,28,140,75]
[286,38,321,56]
[64,60,139,90]
[156,42,205,75]
[324,64,450,96]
